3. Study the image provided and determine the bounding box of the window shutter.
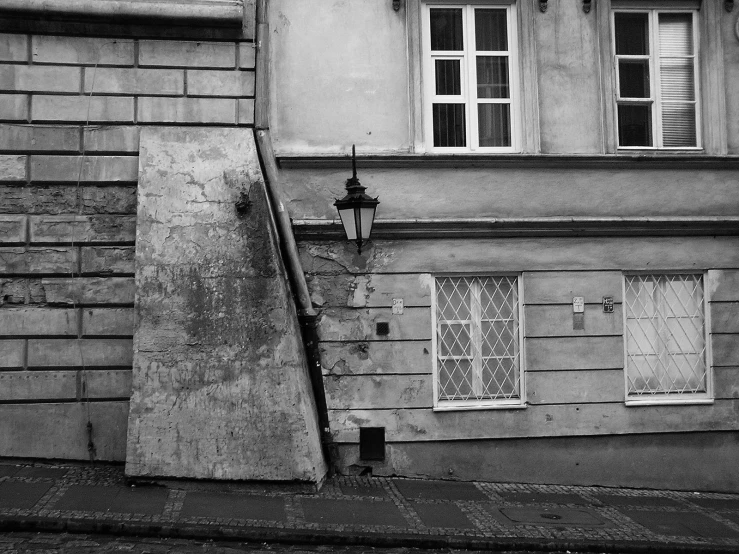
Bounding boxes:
[658,13,696,147]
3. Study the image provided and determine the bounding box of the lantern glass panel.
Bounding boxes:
[337,207,358,240]
[360,206,377,240]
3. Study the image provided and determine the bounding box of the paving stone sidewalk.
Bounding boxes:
[2,461,739,553]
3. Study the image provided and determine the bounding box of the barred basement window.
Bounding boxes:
[623,273,712,404]
[613,9,700,149]
[433,276,524,410]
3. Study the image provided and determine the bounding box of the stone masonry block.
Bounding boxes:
[0,247,77,274]
[0,372,77,401]
[83,308,134,336]
[32,36,134,66]
[0,278,28,303]
[80,247,134,275]
[0,155,26,181]
[0,307,78,336]
[32,95,134,123]
[30,215,136,244]
[0,34,28,62]
[0,94,28,120]
[81,186,137,215]
[187,70,254,97]
[0,339,24,368]
[139,40,236,68]
[0,66,81,93]
[42,277,135,305]
[84,369,133,399]
[83,126,139,153]
[27,338,133,367]
[0,124,80,152]
[238,43,256,69]
[84,68,184,95]
[0,215,27,244]
[30,155,138,182]
[137,97,236,124]
[238,99,255,125]
[0,186,78,215]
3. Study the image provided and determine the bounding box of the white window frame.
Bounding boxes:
[622,271,713,407]
[421,1,522,153]
[432,274,526,411]
[611,7,702,150]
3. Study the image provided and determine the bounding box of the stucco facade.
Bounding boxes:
[268,0,739,491]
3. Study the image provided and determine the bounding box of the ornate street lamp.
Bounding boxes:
[334,145,379,254]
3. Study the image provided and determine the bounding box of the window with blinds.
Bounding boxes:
[613,10,699,149]
[422,3,520,153]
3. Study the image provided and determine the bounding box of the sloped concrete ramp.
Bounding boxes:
[126,127,326,482]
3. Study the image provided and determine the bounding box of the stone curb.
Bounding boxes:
[1,516,737,554]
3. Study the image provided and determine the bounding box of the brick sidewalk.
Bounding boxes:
[2,461,739,553]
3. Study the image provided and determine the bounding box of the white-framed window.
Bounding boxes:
[432,275,524,410]
[623,273,712,405]
[612,8,700,149]
[422,2,521,153]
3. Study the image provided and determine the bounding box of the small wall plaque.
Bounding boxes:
[572,297,585,313]
[603,296,614,313]
[392,298,404,315]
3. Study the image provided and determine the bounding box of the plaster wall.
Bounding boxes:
[126,127,327,482]
[268,0,410,154]
[276,166,739,220]
[269,0,739,154]
[336,432,739,492]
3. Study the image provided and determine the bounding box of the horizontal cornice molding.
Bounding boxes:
[0,0,244,25]
[293,216,739,240]
[278,154,739,171]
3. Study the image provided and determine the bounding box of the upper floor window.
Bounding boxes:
[623,273,711,404]
[433,275,524,410]
[422,3,520,153]
[613,9,700,149]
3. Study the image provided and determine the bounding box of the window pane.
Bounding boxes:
[614,13,649,55]
[437,277,471,320]
[435,59,461,95]
[480,277,516,318]
[658,13,693,56]
[481,358,519,398]
[475,9,507,51]
[660,58,694,101]
[481,321,517,357]
[438,323,471,357]
[619,60,650,98]
[478,103,511,147]
[433,103,466,147]
[617,104,652,147]
[438,359,473,400]
[662,104,696,147]
[430,8,463,51]
[477,56,509,99]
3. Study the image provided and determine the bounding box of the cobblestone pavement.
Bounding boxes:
[0,532,557,554]
[2,461,739,553]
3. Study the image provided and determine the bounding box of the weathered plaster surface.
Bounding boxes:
[126,127,326,482]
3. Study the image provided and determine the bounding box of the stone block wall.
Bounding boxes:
[0,30,256,461]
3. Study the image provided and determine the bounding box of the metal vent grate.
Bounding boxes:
[359,427,385,461]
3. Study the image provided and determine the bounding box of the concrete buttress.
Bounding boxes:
[125,127,327,482]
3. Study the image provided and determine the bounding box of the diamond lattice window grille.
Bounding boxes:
[624,274,707,397]
[435,276,521,403]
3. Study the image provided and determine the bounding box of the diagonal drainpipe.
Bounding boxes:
[250,0,334,473]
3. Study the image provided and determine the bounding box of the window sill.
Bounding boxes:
[625,398,714,407]
[433,402,527,412]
